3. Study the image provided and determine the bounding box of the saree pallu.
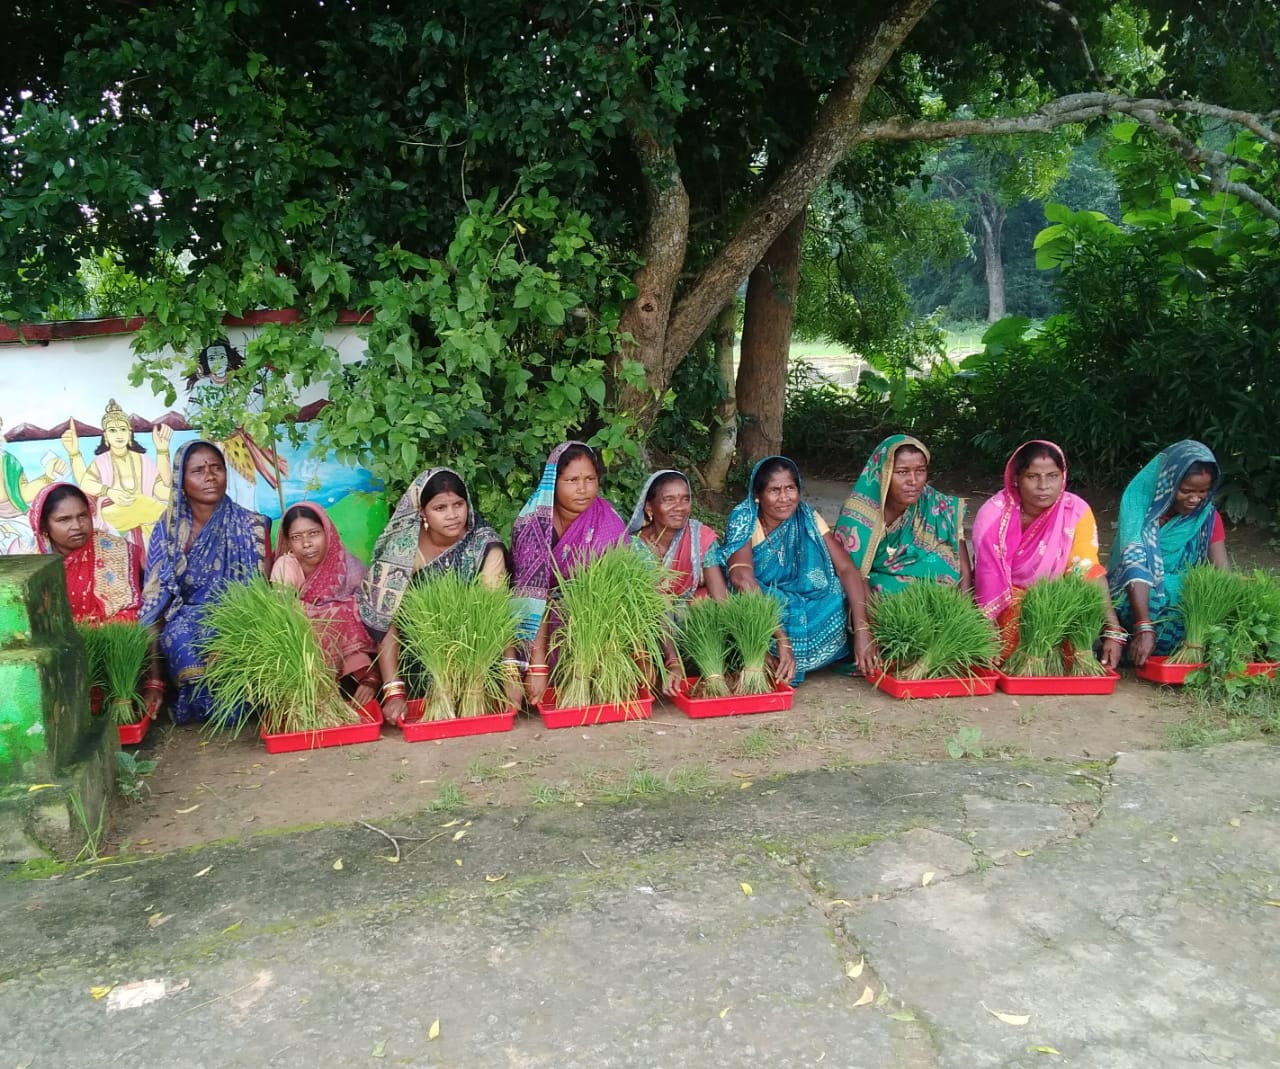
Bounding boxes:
[1109,440,1221,655]
[139,441,269,725]
[722,457,849,684]
[271,503,374,678]
[511,442,626,643]
[834,434,964,596]
[30,483,144,623]
[357,467,503,640]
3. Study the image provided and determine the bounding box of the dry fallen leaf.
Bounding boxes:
[90,985,113,1000]
[983,1002,1030,1026]
[1169,835,1179,843]
[452,829,467,842]
[1014,850,1034,857]
[740,882,753,896]
[371,1040,386,1059]
[332,859,344,871]
[739,781,753,789]
[1262,899,1280,908]
[193,866,212,878]
[828,899,851,907]
[439,819,461,828]
[147,912,172,929]
[428,1019,441,1041]
[720,1007,730,1019]
[1027,1046,1061,1055]
[1229,817,1241,828]
[383,856,400,864]
[853,986,875,1007]
[887,1010,916,1022]
[921,871,935,887]
[175,804,200,814]
[484,873,507,883]
[222,921,242,934]
[846,957,864,979]
[455,859,462,866]
[27,784,57,793]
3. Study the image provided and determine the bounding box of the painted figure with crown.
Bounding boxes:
[61,400,174,558]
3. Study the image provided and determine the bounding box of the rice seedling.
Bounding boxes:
[551,546,674,708]
[1003,575,1107,677]
[76,622,152,724]
[720,590,783,694]
[677,597,731,698]
[871,582,1000,680]
[396,571,519,720]
[1168,565,1252,664]
[200,577,359,737]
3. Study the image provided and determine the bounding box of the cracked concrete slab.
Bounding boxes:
[2,744,1277,1067]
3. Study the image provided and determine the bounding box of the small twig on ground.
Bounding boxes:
[357,820,402,863]
[582,850,601,869]
[197,782,229,805]
[172,978,260,1018]
[876,792,940,807]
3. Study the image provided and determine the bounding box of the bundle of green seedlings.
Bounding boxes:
[76,621,152,724]
[550,546,674,708]
[395,571,519,720]
[1180,567,1280,667]
[200,577,359,736]
[1168,565,1255,665]
[1003,574,1109,677]
[871,582,1001,680]
[676,597,732,698]
[720,590,784,694]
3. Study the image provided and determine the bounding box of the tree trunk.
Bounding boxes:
[613,127,689,422]
[701,300,739,492]
[736,210,806,464]
[978,197,1007,322]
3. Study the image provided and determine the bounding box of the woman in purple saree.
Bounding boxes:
[511,441,627,706]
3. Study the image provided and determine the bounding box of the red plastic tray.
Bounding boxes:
[1134,656,1278,685]
[400,699,518,742]
[996,669,1120,695]
[669,676,795,718]
[537,688,653,728]
[871,668,998,700]
[117,714,151,746]
[260,700,384,754]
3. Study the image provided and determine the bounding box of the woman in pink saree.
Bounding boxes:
[972,440,1124,667]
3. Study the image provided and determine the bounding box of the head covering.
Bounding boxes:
[510,441,626,642]
[833,434,964,594]
[1108,440,1220,641]
[273,502,373,675]
[357,467,503,636]
[29,482,142,622]
[721,456,849,683]
[971,440,1091,618]
[626,469,720,607]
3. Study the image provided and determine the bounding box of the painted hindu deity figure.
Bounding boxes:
[0,416,67,522]
[61,400,174,554]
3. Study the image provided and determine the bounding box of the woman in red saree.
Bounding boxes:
[30,482,144,624]
[270,502,378,707]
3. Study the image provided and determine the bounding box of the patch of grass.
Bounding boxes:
[425,783,463,812]
[666,762,716,795]
[467,757,500,784]
[532,783,572,805]
[624,768,665,798]
[1166,711,1264,749]
[738,727,780,759]
[1015,702,1039,727]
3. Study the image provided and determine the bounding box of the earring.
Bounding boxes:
[644,512,653,524]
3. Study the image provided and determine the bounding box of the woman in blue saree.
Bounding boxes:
[1108,440,1229,666]
[721,457,877,684]
[139,441,272,724]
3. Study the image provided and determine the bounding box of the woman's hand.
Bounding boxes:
[144,689,164,720]
[854,628,882,676]
[352,681,376,709]
[661,660,684,699]
[1101,636,1125,670]
[1129,629,1155,667]
[771,639,797,687]
[524,673,549,707]
[382,694,408,726]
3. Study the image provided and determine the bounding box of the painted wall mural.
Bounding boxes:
[0,319,386,561]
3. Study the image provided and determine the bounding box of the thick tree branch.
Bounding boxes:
[661,0,938,366]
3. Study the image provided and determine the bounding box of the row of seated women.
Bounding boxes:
[29,433,1227,725]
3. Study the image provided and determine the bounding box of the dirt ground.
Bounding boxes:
[104,475,1277,858]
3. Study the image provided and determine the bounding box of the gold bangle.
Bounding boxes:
[727,562,752,574]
